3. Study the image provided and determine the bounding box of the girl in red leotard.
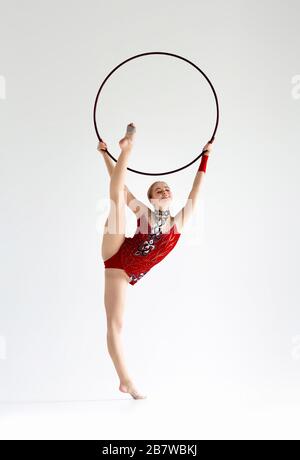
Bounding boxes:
[98,123,213,399]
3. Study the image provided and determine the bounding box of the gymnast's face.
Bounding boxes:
[150,182,173,209]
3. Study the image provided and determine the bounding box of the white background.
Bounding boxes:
[0,0,300,439]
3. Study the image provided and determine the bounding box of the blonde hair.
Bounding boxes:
[147,181,169,202]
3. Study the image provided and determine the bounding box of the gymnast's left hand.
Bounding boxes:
[202,141,213,156]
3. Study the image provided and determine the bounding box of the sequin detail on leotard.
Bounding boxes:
[103,212,181,285]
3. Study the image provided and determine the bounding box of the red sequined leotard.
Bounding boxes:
[104,212,181,285]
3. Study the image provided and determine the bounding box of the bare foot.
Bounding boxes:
[119,123,136,151]
[119,380,147,400]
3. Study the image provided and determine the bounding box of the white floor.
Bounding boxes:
[1,380,300,440]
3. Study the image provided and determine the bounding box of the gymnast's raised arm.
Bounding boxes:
[173,142,213,230]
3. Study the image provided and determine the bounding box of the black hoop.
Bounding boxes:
[93,51,219,176]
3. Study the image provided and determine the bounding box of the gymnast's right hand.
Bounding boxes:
[97,141,108,153]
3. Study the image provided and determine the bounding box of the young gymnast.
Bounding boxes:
[98,123,212,399]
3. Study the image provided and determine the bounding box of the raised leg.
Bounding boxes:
[101,151,132,261]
